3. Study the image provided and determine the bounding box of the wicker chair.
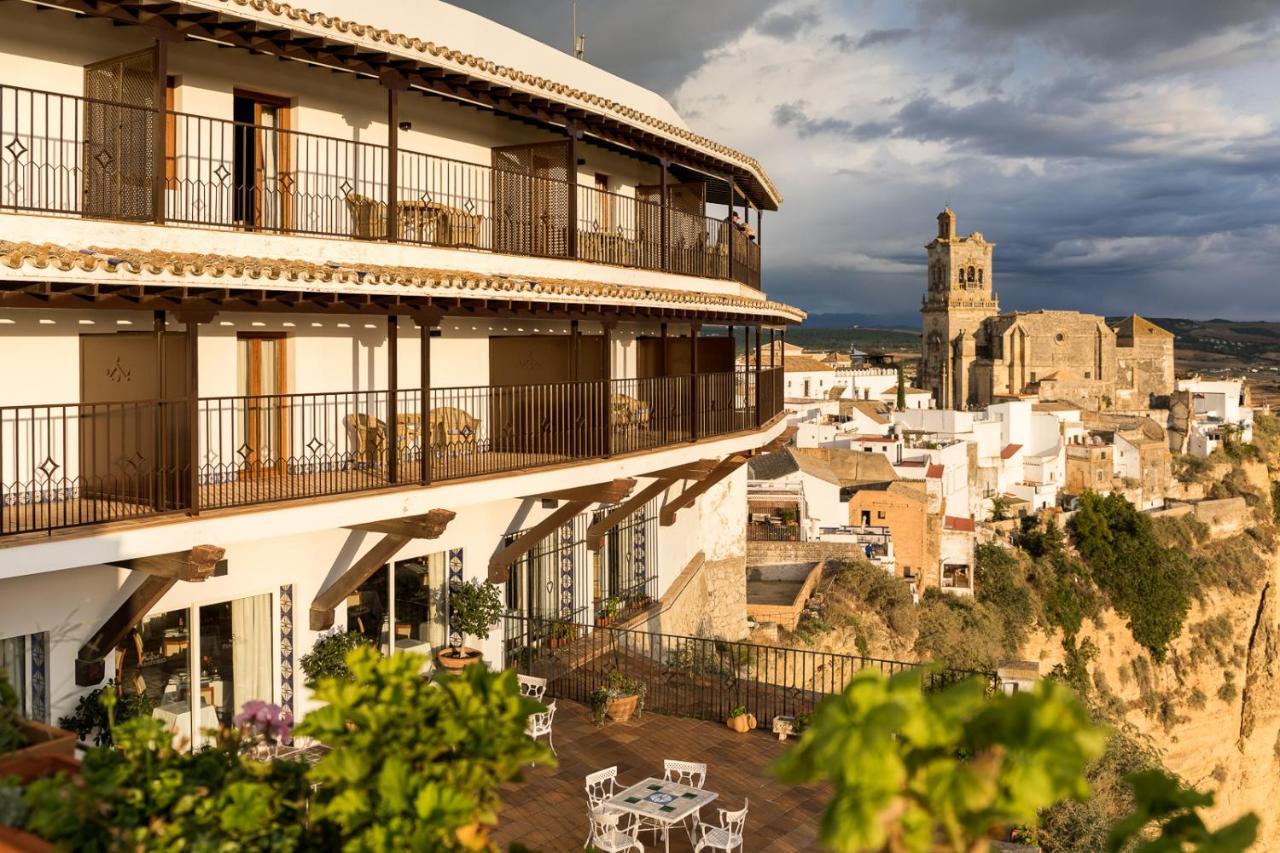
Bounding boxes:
[610,393,651,429]
[343,413,386,467]
[345,192,387,240]
[428,406,481,454]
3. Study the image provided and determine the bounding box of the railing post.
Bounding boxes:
[566,128,578,259]
[659,161,669,272]
[754,324,763,427]
[152,39,168,225]
[418,310,438,485]
[387,314,399,484]
[152,310,166,511]
[725,176,735,282]
[601,320,613,458]
[689,321,700,442]
[383,79,400,243]
[178,310,212,516]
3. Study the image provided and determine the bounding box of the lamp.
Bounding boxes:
[398,121,412,131]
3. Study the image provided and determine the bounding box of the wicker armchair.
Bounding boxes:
[344,413,386,467]
[345,192,387,240]
[610,393,651,428]
[428,406,481,452]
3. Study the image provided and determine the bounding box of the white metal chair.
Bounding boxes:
[525,699,556,760]
[586,807,643,852]
[692,800,748,852]
[637,759,708,843]
[518,674,548,700]
[584,767,627,847]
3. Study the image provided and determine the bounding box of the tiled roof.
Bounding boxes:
[747,451,799,481]
[840,400,890,425]
[195,0,781,205]
[926,464,944,479]
[0,242,805,322]
[944,516,975,532]
[1000,444,1023,459]
[783,355,835,373]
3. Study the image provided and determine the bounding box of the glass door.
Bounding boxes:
[347,554,450,658]
[237,333,288,477]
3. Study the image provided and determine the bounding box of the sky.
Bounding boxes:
[453,0,1280,323]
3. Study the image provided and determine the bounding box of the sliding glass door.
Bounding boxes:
[346,554,450,657]
[116,592,273,751]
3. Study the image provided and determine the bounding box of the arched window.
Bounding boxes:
[967,266,976,282]
[977,269,984,284]
[957,269,965,284]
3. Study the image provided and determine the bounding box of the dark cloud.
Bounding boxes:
[447,0,774,94]
[830,28,915,51]
[921,0,1280,60]
[757,7,821,40]
[771,102,893,140]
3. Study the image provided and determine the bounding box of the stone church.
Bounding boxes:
[919,209,1174,411]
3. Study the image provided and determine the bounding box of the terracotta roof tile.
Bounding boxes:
[1000,444,1022,459]
[0,241,805,322]
[926,464,944,479]
[782,355,834,373]
[944,516,975,532]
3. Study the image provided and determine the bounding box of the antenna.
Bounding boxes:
[571,0,585,59]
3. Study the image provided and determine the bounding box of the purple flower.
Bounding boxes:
[234,699,293,742]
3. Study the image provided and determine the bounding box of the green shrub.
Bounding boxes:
[975,543,1034,654]
[57,679,153,748]
[298,630,373,689]
[914,591,1007,672]
[0,673,23,755]
[1070,492,1196,660]
[827,559,918,637]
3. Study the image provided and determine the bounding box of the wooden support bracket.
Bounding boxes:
[346,508,456,540]
[75,574,179,686]
[527,478,636,504]
[660,453,750,527]
[488,500,590,583]
[586,478,674,551]
[108,544,225,582]
[310,533,412,631]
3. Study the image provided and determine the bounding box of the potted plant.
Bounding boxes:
[436,579,504,671]
[0,673,76,784]
[299,629,373,688]
[57,679,153,749]
[595,596,622,627]
[726,705,756,733]
[589,671,646,725]
[547,619,575,649]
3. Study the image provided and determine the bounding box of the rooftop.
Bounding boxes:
[493,700,825,852]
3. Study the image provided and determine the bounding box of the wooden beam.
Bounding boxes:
[660,453,749,526]
[75,574,177,685]
[646,459,719,481]
[108,544,224,582]
[346,509,455,539]
[586,478,673,551]
[310,533,411,630]
[528,478,635,505]
[489,500,589,583]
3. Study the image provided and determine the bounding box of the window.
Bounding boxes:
[877,510,886,519]
[0,636,36,718]
[164,76,177,183]
[977,269,984,284]
[116,594,273,751]
[348,555,450,655]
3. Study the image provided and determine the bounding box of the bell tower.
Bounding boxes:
[920,208,999,409]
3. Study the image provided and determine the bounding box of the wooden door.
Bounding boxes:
[237,333,288,476]
[79,332,187,507]
[232,90,293,232]
[83,47,159,221]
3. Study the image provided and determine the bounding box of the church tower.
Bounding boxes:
[919,208,999,409]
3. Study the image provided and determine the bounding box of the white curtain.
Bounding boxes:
[426,552,447,649]
[230,594,273,707]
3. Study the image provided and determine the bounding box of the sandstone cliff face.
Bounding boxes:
[1025,524,1280,848]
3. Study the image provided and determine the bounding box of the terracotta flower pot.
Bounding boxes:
[435,646,483,672]
[726,713,756,733]
[0,719,77,784]
[605,694,640,723]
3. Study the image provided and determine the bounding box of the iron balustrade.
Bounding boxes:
[503,613,996,726]
[747,521,801,541]
[0,83,764,288]
[0,371,783,535]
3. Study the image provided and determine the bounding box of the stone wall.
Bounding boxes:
[747,539,877,565]
[637,551,749,640]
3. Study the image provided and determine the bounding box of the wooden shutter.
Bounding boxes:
[491,141,570,257]
[83,47,158,221]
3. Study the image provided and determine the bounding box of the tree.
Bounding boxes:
[773,669,1106,852]
[896,365,907,410]
[446,579,505,658]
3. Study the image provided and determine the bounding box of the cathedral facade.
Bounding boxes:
[919,209,1174,411]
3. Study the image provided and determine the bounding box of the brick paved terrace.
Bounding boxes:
[493,699,829,852]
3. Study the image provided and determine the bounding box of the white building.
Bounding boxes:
[0,0,798,744]
[1175,378,1254,457]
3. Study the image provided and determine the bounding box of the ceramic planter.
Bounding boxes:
[0,719,77,783]
[435,646,483,672]
[605,693,640,723]
[726,713,757,733]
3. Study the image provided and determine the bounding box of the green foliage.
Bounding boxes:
[0,778,26,828]
[1036,552,1102,642]
[1070,492,1195,660]
[728,705,747,718]
[25,701,312,850]
[299,630,373,688]
[896,365,906,410]
[447,579,505,655]
[57,680,154,748]
[914,592,1007,673]
[773,670,1106,853]
[589,671,647,726]
[298,647,551,850]
[0,673,23,755]
[1106,769,1258,853]
[974,544,1034,653]
[827,559,918,637]
[1015,515,1067,560]
[1272,481,1280,525]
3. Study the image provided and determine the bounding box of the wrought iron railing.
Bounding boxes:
[0,83,763,288]
[503,614,996,726]
[747,521,801,541]
[0,369,784,535]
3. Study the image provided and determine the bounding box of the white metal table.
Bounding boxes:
[603,776,718,853]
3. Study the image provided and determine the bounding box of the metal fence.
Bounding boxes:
[0,369,783,535]
[504,614,995,726]
[0,83,763,288]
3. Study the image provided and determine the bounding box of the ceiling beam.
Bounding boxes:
[75,574,177,686]
[528,478,635,505]
[660,453,750,526]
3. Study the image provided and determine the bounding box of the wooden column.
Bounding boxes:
[152,39,168,225]
[387,315,399,484]
[725,177,735,281]
[385,84,399,242]
[152,310,166,511]
[659,321,669,443]
[566,128,578,259]
[570,319,580,381]
[689,322,700,442]
[659,161,669,271]
[418,313,435,485]
[181,312,208,515]
[601,321,613,458]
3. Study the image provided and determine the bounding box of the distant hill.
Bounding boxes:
[801,312,920,331]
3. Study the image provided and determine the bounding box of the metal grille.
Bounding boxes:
[83,48,157,221]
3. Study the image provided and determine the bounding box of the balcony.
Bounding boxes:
[0,84,762,289]
[0,368,784,537]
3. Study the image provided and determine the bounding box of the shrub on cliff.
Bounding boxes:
[826,559,918,637]
[914,591,1006,672]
